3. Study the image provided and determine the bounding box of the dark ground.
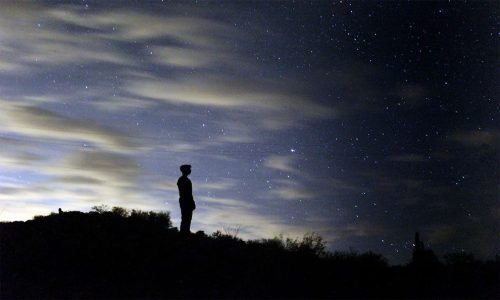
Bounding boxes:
[1,209,498,299]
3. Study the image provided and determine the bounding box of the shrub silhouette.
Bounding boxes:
[285,232,326,256]
[257,233,326,257]
[0,208,497,299]
[91,204,110,214]
[111,206,130,217]
[90,205,172,228]
[211,229,243,242]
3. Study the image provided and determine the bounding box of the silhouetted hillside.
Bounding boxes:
[1,208,498,299]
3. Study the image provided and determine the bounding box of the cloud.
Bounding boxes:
[152,45,250,70]
[0,2,339,245]
[193,204,312,240]
[0,2,336,144]
[420,213,499,259]
[268,177,362,201]
[358,170,453,210]
[391,84,428,106]
[270,180,321,200]
[153,46,216,68]
[400,179,425,190]
[0,4,133,72]
[387,154,428,162]
[314,59,430,116]
[198,179,236,191]
[125,74,334,130]
[0,181,162,222]
[62,11,234,47]
[0,138,44,170]
[264,155,299,173]
[426,224,458,243]
[90,96,156,112]
[0,178,104,221]
[0,99,136,152]
[52,150,141,186]
[0,151,41,169]
[157,178,238,201]
[0,3,239,73]
[450,130,499,149]
[0,59,23,72]
[262,154,362,201]
[150,143,206,153]
[0,115,142,218]
[263,155,330,200]
[328,178,363,192]
[300,216,388,246]
[205,114,261,144]
[0,94,153,215]
[198,196,255,209]
[126,75,326,111]
[0,148,165,221]
[340,222,386,238]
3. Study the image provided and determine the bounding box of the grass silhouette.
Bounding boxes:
[1,207,497,299]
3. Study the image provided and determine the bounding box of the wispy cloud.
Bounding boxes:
[124,74,334,129]
[387,154,428,162]
[198,179,236,191]
[198,196,255,209]
[0,4,132,72]
[0,2,351,249]
[0,99,136,152]
[426,224,458,243]
[270,180,321,200]
[194,203,311,240]
[450,130,499,149]
[264,155,299,174]
[390,84,428,107]
[0,2,336,140]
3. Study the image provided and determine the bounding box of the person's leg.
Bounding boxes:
[180,208,193,235]
[185,209,193,233]
[180,208,188,234]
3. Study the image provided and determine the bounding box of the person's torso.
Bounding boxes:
[177,176,192,199]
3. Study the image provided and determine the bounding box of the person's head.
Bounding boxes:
[180,164,191,176]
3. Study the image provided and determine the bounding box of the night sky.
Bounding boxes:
[0,0,498,264]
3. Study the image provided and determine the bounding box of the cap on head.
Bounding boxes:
[180,164,191,174]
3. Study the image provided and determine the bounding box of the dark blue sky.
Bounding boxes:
[0,0,497,264]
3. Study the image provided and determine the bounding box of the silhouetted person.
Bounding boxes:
[177,164,195,235]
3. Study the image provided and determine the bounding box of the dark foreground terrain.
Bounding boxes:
[1,208,498,299]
